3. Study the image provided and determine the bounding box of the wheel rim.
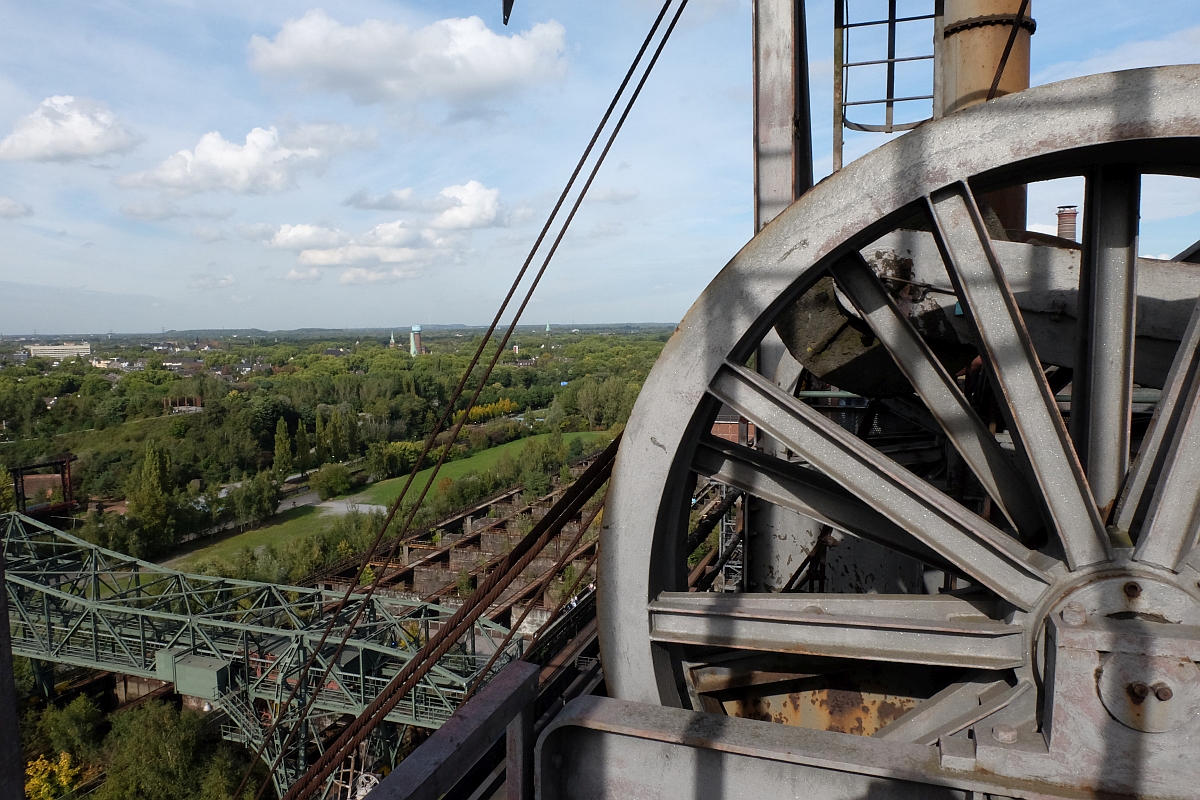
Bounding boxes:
[600,65,1200,798]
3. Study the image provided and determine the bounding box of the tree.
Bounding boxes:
[273,417,293,478]
[314,414,328,466]
[97,700,204,800]
[0,463,15,512]
[231,471,279,527]
[310,464,352,500]
[25,752,83,800]
[294,422,311,476]
[125,441,175,555]
[342,408,359,458]
[328,412,347,462]
[575,378,600,429]
[38,694,102,763]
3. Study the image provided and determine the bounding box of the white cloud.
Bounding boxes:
[279,122,377,151]
[121,198,235,220]
[284,267,322,282]
[268,223,348,249]
[252,180,504,273]
[299,244,425,266]
[120,124,369,195]
[589,187,639,204]
[339,267,420,284]
[249,11,566,106]
[343,187,455,211]
[191,225,226,243]
[429,180,506,229]
[358,219,423,247]
[191,273,238,290]
[0,197,32,218]
[0,96,139,162]
[1036,26,1200,84]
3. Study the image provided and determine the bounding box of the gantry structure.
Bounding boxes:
[1,512,521,796]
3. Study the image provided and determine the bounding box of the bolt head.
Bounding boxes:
[1124,581,1143,599]
[1061,601,1088,626]
[1156,684,1174,702]
[1130,682,1150,700]
[991,724,1018,744]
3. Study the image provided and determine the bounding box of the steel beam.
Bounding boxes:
[708,363,1054,609]
[369,660,538,800]
[538,696,1052,800]
[753,0,811,230]
[1072,166,1139,516]
[648,592,1025,669]
[928,183,1109,569]
[831,250,1040,537]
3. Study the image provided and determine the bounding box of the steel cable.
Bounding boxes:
[461,494,606,701]
[277,438,618,800]
[233,3,683,796]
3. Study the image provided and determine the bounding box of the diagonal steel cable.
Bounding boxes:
[461,494,606,701]
[277,0,697,776]
[235,3,685,796]
[277,439,619,800]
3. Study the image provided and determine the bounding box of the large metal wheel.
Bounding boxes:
[600,66,1200,798]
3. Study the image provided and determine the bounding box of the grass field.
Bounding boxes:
[353,431,607,508]
[165,505,333,570]
[162,430,607,571]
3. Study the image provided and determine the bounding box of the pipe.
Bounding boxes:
[942,0,1035,231]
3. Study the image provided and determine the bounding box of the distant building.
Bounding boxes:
[28,343,91,359]
[514,358,537,367]
[410,325,424,357]
[162,357,203,374]
[0,352,29,365]
[323,348,348,357]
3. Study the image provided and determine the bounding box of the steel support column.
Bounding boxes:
[1071,165,1139,517]
[753,0,812,231]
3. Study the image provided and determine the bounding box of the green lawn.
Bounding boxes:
[165,505,334,570]
[161,430,606,572]
[354,431,607,508]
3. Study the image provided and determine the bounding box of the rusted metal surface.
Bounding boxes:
[717,664,930,736]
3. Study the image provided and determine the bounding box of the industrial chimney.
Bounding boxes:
[1057,205,1078,241]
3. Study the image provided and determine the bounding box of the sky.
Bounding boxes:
[1,0,1199,334]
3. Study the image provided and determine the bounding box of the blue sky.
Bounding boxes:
[1,1,1199,333]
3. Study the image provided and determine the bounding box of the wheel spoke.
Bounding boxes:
[831,251,1040,538]
[873,676,1031,745]
[709,363,1055,609]
[648,592,1025,670]
[693,435,955,571]
[1116,298,1200,546]
[1133,313,1200,569]
[927,183,1109,569]
[1071,166,1140,515]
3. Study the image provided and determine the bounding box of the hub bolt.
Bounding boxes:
[1155,684,1174,702]
[1061,602,1087,626]
[991,724,1018,744]
[1123,581,1142,599]
[1130,683,1150,700]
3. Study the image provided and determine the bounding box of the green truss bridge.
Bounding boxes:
[1,512,521,797]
